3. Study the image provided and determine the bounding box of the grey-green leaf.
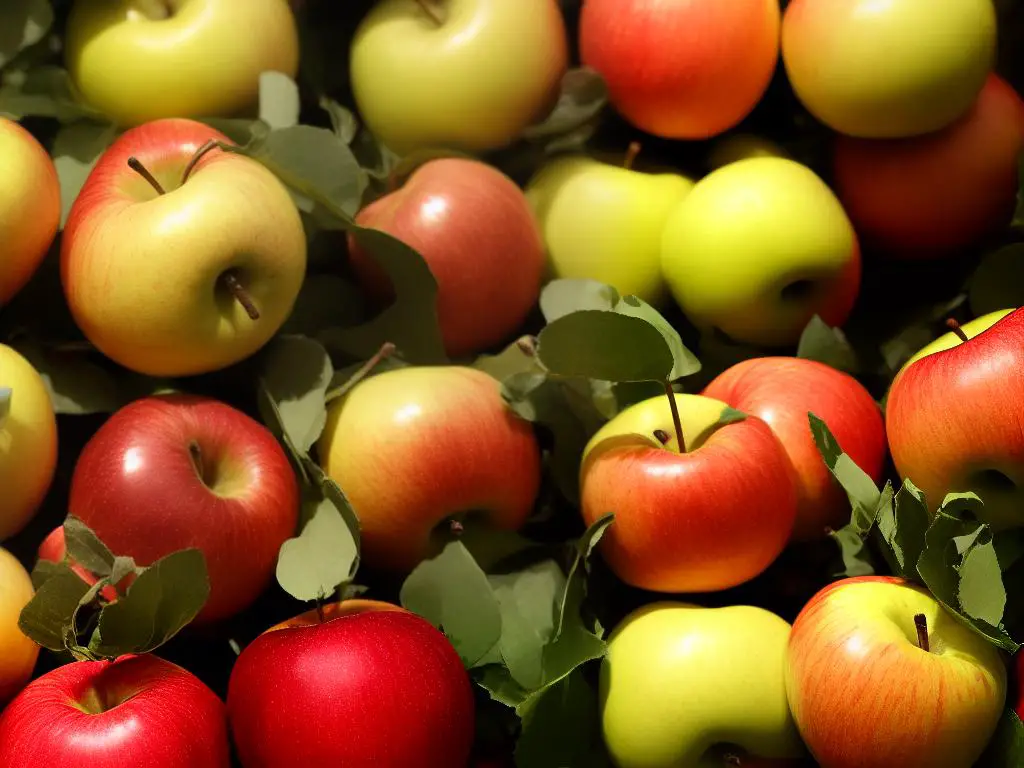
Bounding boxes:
[260,335,333,453]
[275,499,358,603]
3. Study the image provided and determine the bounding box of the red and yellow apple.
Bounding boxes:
[0,546,39,706]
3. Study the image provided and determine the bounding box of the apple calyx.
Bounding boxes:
[325,342,398,402]
[127,156,167,195]
[623,141,642,171]
[914,613,931,652]
[944,317,970,344]
[414,0,445,25]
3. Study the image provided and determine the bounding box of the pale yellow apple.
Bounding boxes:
[0,546,39,705]
[525,154,694,305]
[350,0,568,155]
[0,119,60,306]
[707,133,790,170]
[65,0,300,127]
[600,602,806,768]
[900,308,1013,373]
[0,345,57,541]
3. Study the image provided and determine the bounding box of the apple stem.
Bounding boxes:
[221,272,260,321]
[127,157,166,195]
[623,141,641,170]
[945,318,970,344]
[515,335,538,357]
[315,597,326,624]
[181,139,223,186]
[325,342,398,402]
[414,0,444,24]
[450,519,464,536]
[662,380,684,450]
[914,613,930,652]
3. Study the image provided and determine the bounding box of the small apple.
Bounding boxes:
[786,576,1006,768]
[661,157,861,347]
[0,118,60,305]
[0,546,39,706]
[524,147,695,306]
[580,392,798,593]
[350,158,545,358]
[62,118,307,377]
[579,0,780,139]
[707,133,790,171]
[600,602,806,767]
[66,394,300,624]
[703,357,887,540]
[227,601,475,767]
[782,0,997,138]
[0,654,231,767]
[350,0,568,155]
[65,0,299,127]
[37,527,123,603]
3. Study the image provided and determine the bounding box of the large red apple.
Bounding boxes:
[703,357,887,540]
[349,158,545,359]
[227,600,475,767]
[0,654,230,767]
[66,394,299,624]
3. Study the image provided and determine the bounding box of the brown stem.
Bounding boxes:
[414,0,443,24]
[653,429,670,445]
[623,141,641,170]
[127,157,166,195]
[222,272,260,320]
[181,139,223,186]
[325,342,398,402]
[516,335,538,357]
[663,380,684,450]
[914,613,930,652]
[945,318,970,344]
[449,519,465,536]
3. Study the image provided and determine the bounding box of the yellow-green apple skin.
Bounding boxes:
[782,0,997,138]
[0,345,57,541]
[0,119,60,306]
[580,393,797,593]
[349,0,569,155]
[64,0,299,127]
[0,546,40,705]
[707,133,790,171]
[886,307,1024,529]
[525,155,695,305]
[600,602,806,768]
[661,157,861,347]
[318,366,542,572]
[785,576,1006,768]
[61,118,307,377]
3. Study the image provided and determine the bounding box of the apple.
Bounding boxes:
[579,392,798,593]
[703,357,887,540]
[38,527,123,604]
[0,654,231,767]
[785,576,1006,768]
[62,118,307,377]
[0,344,57,541]
[318,366,541,572]
[707,133,790,171]
[349,0,568,155]
[227,600,475,767]
[782,0,997,138]
[661,157,861,347]
[0,118,60,305]
[0,546,40,706]
[1015,651,1024,721]
[524,149,695,306]
[885,307,1024,529]
[600,602,806,767]
[349,158,545,358]
[834,74,1024,259]
[899,309,1013,374]
[65,0,299,127]
[66,393,300,624]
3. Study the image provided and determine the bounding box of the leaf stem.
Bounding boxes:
[221,272,260,320]
[945,318,970,344]
[127,157,166,195]
[325,342,397,402]
[662,380,684,450]
[180,139,224,186]
[914,613,930,652]
[623,141,641,170]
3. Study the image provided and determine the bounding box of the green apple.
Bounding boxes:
[65,0,300,127]
[349,0,569,155]
[600,601,806,768]
[525,151,695,305]
[899,308,1013,373]
[661,157,861,347]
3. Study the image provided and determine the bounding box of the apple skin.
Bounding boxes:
[580,393,798,593]
[834,75,1024,259]
[0,344,58,541]
[885,307,1024,530]
[600,602,806,768]
[525,154,694,306]
[703,357,887,540]
[899,308,1013,373]
[0,546,40,706]
[227,605,475,767]
[782,0,997,138]
[65,0,299,127]
[0,118,60,305]
[318,366,541,572]
[707,133,790,171]
[350,0,568,155]
[66,394,300,624]
[661,157,861,347]
[579,0,780,140]
[785,576,1006,768]
[62,118,307,377]
[350,158,545,358]
[0,654,231,768]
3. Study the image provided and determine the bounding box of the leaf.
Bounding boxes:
[0,0,53,68]
[514,667,604,768]
[256,379,306,472]
[51,121,120,227]
[797,315,859,374]
[258,71,300,131]
[828,525,877,578]
[977,707,1024,768]
[967,243,1024,317]
[30,558,64,590]
[276,498,358,602]
[0,66,102,123]
[958,530,1005,627]
[319,96,358,144]
[522,67,608,142]
[473,664,530,709]
[400,538,503,667]
[808,413,882,532]
[302,460,362,553]
[10,342,127,415]
[260,335,333,453]
[279,274,367,337]
[539,279,619,323]
[18,565,91,652]
[613,296,701,380]
[62,517,115,577]
[473,338,541,382]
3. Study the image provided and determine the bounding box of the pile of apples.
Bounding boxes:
[0,0,1023,766]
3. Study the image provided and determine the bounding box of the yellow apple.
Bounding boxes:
[0,546,39,705]
[65,0,300,127]
[899,308,1014,374]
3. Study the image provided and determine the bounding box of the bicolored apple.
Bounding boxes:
[899,309,1013,374]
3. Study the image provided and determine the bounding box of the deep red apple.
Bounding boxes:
[0,654,230,767]
[349,158,545,358]
[66,394,299,624]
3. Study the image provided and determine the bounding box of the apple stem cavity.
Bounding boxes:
[127,157,166,196]
[414,0,444,25]
[945,317,970,344]
[623,141,642,170]
[662,380,685,450]
[325,342,398,402]
[181,139,224,186]
[914,613,931,652]
[222,272,261,321]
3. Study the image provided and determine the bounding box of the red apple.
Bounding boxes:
[66,394,299,624]
[227,601,475,767]
[349,158,545,359]
[702,357,887,540]
[38,527,121,603]
[0,654,230,767]
[834,74,1024,258]
[579,0,781,139]
[1015,651,1024,721]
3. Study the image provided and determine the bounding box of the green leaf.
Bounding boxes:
[260,335,333,454]
[302,459,362,551]
[958,529,1005,627]
[828,524,878,578]
[808,412,882,532]
[977,707,1024,768]
[276,497,358,603]
[51,121,119,227]
[539,279,619,323]
[30,558,64,590]
[10,342,127,415]
[522,67,608,142]
[967,243,1024,317]
[0,66,102,123]
[400,538,503,667]
[473,337,541,382]
[62,517,115,577]
[473,664,530,709]
[258,71,300,131]
[18,565,91,652]
[0,0,53,68]
[0,387,9,427]
[514,667,605,768]
[613,295,701,380]
[319,97,358,144]
[279,274,367,337]
[797,315,859,374]
[876,478,930,580]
